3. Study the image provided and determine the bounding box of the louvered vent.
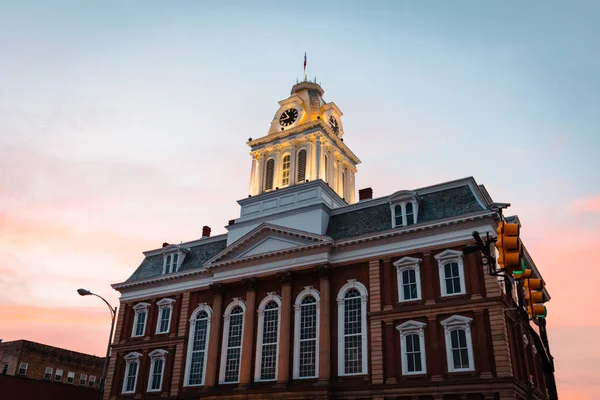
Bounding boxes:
[265,158,275,190]
[297,149,307,182]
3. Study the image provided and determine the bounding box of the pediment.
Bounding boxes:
[205,223,332,267]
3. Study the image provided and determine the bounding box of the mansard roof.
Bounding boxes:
[125,237,227,283]
[326,184,485,240]
[120,178,489,286]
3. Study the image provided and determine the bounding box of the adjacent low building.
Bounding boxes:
[0,339,104,388]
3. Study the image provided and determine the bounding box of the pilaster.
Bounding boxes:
[113,303,127,344]
[489,305,514,378]
[177,292,191,337]
[240,278,258,386]
[204,284,223,388]
[276,271,293,385]
[315,265,332,382]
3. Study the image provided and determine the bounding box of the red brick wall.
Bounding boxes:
[0,374,100,400]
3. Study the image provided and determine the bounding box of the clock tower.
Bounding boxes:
[247,79,360,203]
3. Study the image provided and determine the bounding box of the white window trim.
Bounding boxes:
[54,369,63,382]
[393,257,422,302]
[131,302,150,337]
[336,279,369,376]
[147,349,168,392]
[435,249,467,297]
[396,320,427,375]
[44,367,53,380]
[79,373,87,386]
[441,315,475,372]
[89,375,96,387]
[254,293,282,382]
[219,298,246,384]
[293,286,321,379]
[390,199,419,228]
[155,298,176,334]
[121,352,142,394]
[18,362,28,376]
[66,371,75,384]
[184,303,212,387]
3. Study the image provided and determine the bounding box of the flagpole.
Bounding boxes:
[303,52,307,82]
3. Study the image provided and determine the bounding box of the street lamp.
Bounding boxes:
[78,288,117,400]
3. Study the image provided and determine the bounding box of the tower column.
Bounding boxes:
[256,153,265,194]
[249,153,257,196]
[306,137,314,181]
[273,146,282,189]
[315,135,322,181]
[289,140,297,187]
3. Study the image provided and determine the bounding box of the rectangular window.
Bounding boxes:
[158,307,171,333]
[18,362,28,376]
[450,329,470,369]
[44,367,53,380]
[54,369,63,382]
[123,362,138,393]
[444,262,462,295]
[149,359,164,391]
[2,364,8,375]
[89,375,96,387]
[405,334,423,373]
[281,155,291,186]
[66,371,75,384]
[172,253,178,271]
[134,311,147,337]
[79,373,87,386]
[402,269,418,300]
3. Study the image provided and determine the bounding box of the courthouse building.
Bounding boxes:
[103,80,553,400]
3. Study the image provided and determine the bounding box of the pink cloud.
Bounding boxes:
[569,196,600,214]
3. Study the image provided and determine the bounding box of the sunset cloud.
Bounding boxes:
[569,196,600,214]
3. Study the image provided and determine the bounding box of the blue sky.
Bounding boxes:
[1,1,599,398]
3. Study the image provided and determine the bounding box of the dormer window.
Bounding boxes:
[390,190,421,228]
[165,254,178,274]
[161,245,189,274]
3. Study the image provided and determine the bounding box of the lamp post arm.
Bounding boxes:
[91,293,117,319]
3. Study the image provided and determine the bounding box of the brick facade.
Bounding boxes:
[104,243,549,400]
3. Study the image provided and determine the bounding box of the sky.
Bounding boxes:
[0,0,598,397]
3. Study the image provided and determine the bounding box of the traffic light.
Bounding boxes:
[513,265,531,280]
[495,221,523,274]
[524,274,547,319]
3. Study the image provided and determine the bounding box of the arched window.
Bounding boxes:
[406,202,414,225]
[293,287,320,379]
[219,299,245,384]
[296,149,307,182]
[441,315,475,372]
[337,280,368,376]
[264,158,275,191]
[281,154,291,187]
[184,304,212,386]
[255,293,282,382]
